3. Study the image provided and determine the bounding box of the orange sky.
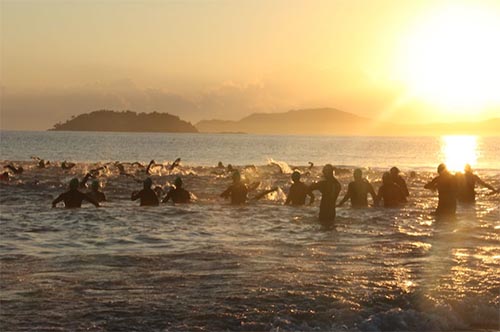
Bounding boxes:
[1,0,500,130]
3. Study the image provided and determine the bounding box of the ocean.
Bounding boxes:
[0,131,499,331]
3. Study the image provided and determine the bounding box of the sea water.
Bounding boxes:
[0,131,499,331]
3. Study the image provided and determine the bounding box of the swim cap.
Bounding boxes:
[390,166,399,174]
[69,178,79,190]
[464,164,472,172]
[437,163,447,174]
[91,180,99,190]
[322,164,334,177]
[232,170,241,181]
[291,171,301,182]
[174,177,183,187]
[143,177,153,187]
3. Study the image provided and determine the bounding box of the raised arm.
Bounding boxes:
[476,175,498,193]
[146,160,155,175]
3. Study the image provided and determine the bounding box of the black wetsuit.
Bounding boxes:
[52,189,99,208]
[131,189,159,206]
[342,180,375,208]
[286,182,314,206]
[377,183,406,208]
[310,178,341,222]
[426,172,457,217]
[392,175,409,197]
[163,187,190,203]
[87,190,106,203]
[221,183,248,205]
[457,172,479,203]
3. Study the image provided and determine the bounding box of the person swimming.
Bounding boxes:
[87,180,106,203]
[337,168,376,208]
[424,163,457,218]
[221,171,248,205]
[309,164,341,223]
[285,171,315,206]
[162,177,191,204]
[456,164,498,203]
[390,167,409,197]
[61,161,76,170]
[52,178,99,208]
[375,172,407,208]
[4,164,24,174]
[131,178,159,206]
[169,158,181,171]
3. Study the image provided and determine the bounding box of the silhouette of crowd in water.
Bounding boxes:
[1,156,498,224]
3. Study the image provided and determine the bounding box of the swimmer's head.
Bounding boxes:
[91,180,100,191]
[390,167,399,176]
[232,170,241,182]
[143,177,153,189]
[174,177,183,188]
[69,178,79,190]
[464,164,472,173]
[291,171,301,182]
[353,168,362,180]
[437,163,447,174]
[382,172,391,184]
[322,164,334,178]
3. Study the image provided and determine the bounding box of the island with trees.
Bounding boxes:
[51,110,198,133]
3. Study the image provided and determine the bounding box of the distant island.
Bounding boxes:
[51,110,198,133]
[196,108,500,136]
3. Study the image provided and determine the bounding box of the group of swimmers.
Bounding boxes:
[2,158,497,223]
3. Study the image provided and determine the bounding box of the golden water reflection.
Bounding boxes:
[441,136,479,172]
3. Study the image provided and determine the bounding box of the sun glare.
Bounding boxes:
[398,4,500,113]
[441,135,478,172]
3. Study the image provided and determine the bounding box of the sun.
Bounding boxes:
[396,4,500,114]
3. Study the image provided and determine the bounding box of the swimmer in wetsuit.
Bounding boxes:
[169,158,181,171]
[424,163,458,218]
[337,168,376,208]
[309,164,341,223]
[61,161,76,170]
[4,164,24,174]
[390,166,409,197]
[456,164,498,203]
[162,177,191,204]
[221,171,248,205]
[375,172,407,208]
[131,178,159,206]
[285,171,315,206]
[52,178,100,208]
[87,180,106,203]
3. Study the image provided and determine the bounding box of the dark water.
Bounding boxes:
[0,132,499,331]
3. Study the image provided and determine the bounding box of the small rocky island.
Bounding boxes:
[51,110,198,133]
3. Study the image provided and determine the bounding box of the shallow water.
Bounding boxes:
[1,157,499,331]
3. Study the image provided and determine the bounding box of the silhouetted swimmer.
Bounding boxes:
[131,178,159,206]
[375,172,407,208]
[308,161,314,169]
[87,180,106,203]
[162,177,191,203]
[227,164,234,172]
[309,164,341,223]
[456,164,498,203]
[337,168,376,208]
[390,167,409,197]
[61,161,76,170]
[115,162,133,177]
[52,178,99,208]
[221,171,248,205]
[79,172,94,188]
[4,164,24,174]
[0,172,10,181]
[169,158,181,171]
[217,161,225,168]
[424,163,458,218]
[285,171,315,206]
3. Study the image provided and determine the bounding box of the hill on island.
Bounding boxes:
[196,108,500,136]
[51,110,198,133]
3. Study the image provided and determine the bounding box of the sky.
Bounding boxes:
[1,0,500,130]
